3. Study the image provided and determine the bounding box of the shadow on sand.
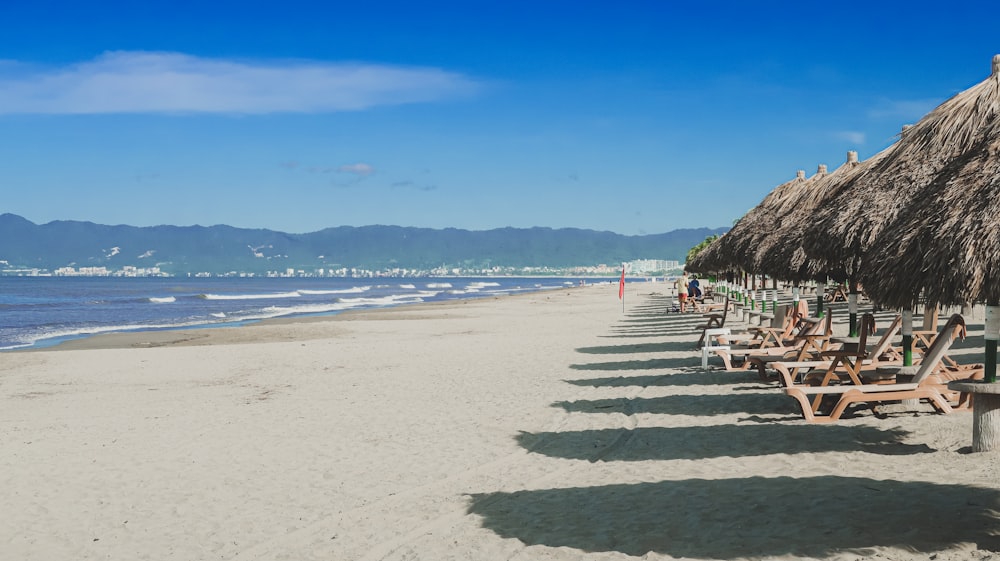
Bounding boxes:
[467,475,1000,558]
[516,423,933,461]
[565,370,758,388]
[554,392,791,417]
[576,340,697,355]
[569,356,709,373]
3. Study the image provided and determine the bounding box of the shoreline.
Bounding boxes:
[5,276,642,353]
[19,285,579,352]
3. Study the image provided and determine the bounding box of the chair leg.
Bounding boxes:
[786,389,835,423]
[716,350,749,371]
[752,359,775,382]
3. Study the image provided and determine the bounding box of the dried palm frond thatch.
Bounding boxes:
[802,55,1000,281]
[860,124,1000,308]
[753,147,896,283]
[684,231,724,274]
[695,168,817,275]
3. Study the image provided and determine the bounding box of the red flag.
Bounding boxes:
[618,266,625,299]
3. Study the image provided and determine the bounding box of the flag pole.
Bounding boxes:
[619,264,626,313]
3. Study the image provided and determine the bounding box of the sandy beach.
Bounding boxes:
[2,283,999,560]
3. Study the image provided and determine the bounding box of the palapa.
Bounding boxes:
[753,147,891,282]
[689,169,813,276]
[798,57,1000,280]
[685,231,726,274]
[858,55,1000,310]
[853,56,1000,446]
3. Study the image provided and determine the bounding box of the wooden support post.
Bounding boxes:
[816,281,825,318]
[987,304,998,384]
[949,381,1000,452]
[902,309,913,367]
[848,279,859,337]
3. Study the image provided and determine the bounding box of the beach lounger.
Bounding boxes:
[909,305,964,371]
[712,313,832,373]
[777,314,983,423]
[694,296,731,349]
[715,301,800,350]
[767,314,902,386]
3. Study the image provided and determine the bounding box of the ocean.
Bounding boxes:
[0,276,584,351]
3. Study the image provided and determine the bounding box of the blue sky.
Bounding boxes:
[0,1,996,235]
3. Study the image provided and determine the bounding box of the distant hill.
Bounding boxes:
[0,213,728,274]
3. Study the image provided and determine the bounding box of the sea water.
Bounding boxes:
[0,276,576,350]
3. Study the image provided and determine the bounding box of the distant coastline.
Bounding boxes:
[0,213,723,276]
[0,261,684,279]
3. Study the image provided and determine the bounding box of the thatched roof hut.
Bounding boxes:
[802,56,1000,281]
[859,57,1000,309]
[684,230,726,274]
[753,147,895,283]
[689,168,816,275]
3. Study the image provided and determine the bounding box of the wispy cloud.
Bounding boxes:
[337,163,375,176]
[867,97,943,122]
[0,51,480,114]
[391,180,436,192]
[833,130,866,145]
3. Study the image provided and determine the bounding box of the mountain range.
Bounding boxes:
[0,213,727,274]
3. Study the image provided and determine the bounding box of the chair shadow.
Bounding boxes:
[602,327,710,341]
[576,340,697,355]
[515,423,933,461]
[467,476,1000,558]
[554,392,789,417]
[617,316,675,325]
[600,330,675,339]
[569,357,706,372]
[565,370,757,387]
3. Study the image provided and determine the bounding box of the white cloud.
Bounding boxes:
[833,130,866,145]
[867,98,943,122]
[337,163,375,176]
[0,51,479,114]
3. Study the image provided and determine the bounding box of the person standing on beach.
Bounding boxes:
[675,272,690,312]
[687,275,702,313]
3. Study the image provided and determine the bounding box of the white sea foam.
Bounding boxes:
[339,294,428,306]
[148,296,176,303]
[251,296,428,321]
[6,320,210,351]
[426,283,452,288]
[200,291,302,300]
[399,284,416,289]
[467,281,501,288]
[298,286,370,295]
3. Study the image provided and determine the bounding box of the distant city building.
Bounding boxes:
[5,258,679,278]
[627,259,680,273]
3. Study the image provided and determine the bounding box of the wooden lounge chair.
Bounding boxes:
[716,300,804,349]
[911,305,940,351]
[698,287,727,311]
[711,313,832,373]
[768,314,903,386]
[694,296,731,349]
[824,283,849,303]
[909,305,963,371]
[776,314,983,423]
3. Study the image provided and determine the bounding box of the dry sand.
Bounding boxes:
[2,283,999,560]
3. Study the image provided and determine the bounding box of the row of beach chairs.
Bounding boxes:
[685,292,984,423]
